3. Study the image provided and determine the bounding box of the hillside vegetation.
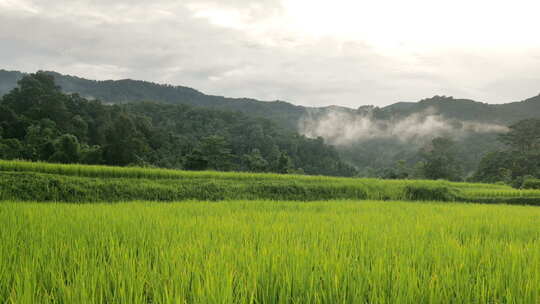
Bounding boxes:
[0,69,307,130]
[2,70,540,128]
[2,69,540,178]
[2,160,540,205]
[0,72,356,176]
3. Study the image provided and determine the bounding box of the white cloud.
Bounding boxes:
[0,0,39,14]
[299,107,509,146]
[0,0,539,107]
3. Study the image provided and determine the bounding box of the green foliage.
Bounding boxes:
[499,119,540,153]
[3,71,540,181]
[473,151,513,183]
[522,178,540,190]
[5,70,540,176]
[404,184,458,201]
[1,160,539,205]
[242,148,269,172]
[0,171,370,203]
[474,119,540,186]
[80,145,103,164]
[0,73,356,177]
[198,135,233,171]
[0,69,306,130]
[0,138,23,160]
[49,134,81,163]
[1,201,540,303]
[419,137,463,181]
[276,151,293,174]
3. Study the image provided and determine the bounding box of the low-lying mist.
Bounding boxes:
[299,107,509,146]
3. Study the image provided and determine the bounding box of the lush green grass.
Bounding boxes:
[2,161,539,302]
[1,160,540,204]
[1,201,539,303]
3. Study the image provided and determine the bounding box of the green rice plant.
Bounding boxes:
[0,201,539,303]
[1,160,540,204]
[0,172,371,203]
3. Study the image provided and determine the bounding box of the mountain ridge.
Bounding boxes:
[1,69,539,176]
[2,69,539,130]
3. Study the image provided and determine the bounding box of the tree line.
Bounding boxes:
[1,72,538,186]
[0,73,357,177]
[381,119,540,188]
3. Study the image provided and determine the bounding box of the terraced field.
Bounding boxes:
[1,160,539,204]
[1,161,539,303]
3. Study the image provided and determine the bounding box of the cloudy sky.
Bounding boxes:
[1,0,539,107]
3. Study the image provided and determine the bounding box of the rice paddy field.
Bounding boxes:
[1,160,540,204]
[1,161,540,303]
[1,201,539,303]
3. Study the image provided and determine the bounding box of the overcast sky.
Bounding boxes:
[1,0,539,107]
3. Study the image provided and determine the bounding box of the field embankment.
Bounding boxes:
[1,160,539,204]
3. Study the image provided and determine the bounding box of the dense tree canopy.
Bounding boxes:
[419,137,463,181]
[0,73,357,177]
[4,70,540,176]
[473,119,540,186]
[3,72,540,185]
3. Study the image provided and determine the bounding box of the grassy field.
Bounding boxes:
[1,160,540,204]
[1,201,539,303]
[1,160,540,302]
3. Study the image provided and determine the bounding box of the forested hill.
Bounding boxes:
[0,70,308,130]
[379,95,540,124]
[2,69,540,129]
[0,72,357,176]
[2,69,540,178]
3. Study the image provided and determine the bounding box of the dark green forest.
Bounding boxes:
[0,73,357,176]
[1,70,539,186]
[2,69,540,177]
[472,119,540,187]
[378,128,540,188]
[3,70,537,133]
[0,70,307,130]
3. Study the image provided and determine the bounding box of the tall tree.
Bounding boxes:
[103,113,150,166]
[199,135,233,171]
[243,149,269,172]
[49,134,81,163]
[420,137,462,181]
[474,119,540,185]
[499,119,540,154]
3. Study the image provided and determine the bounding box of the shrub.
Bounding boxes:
[522,178,540,190]
[404,184,458,201]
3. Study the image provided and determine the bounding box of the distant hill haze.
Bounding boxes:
[1,69,539,129]
[1,69,539,175]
